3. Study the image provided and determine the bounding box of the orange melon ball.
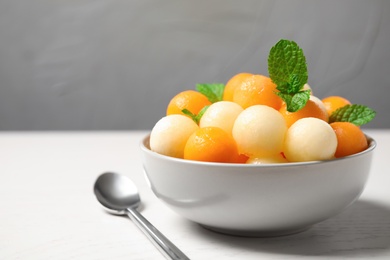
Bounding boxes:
[232,74,283,110]
[166,90,211,117]
[322,96,351,116]
[223,73,253,101]
[330,122,368,158]
[279,95,329,128]
[184,127,239,163]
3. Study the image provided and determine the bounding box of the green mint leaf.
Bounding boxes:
[329,104,376,126]
[195,105,209,123]
[290,90,311,112]
[289,74,304,93]
[276,92,293,106]
[276,82,290,93]
[268,39,308,90]
[268,39,310,112]
[276,75,304,94]
[277,90,311,112]
[196,83,225,103]
[181,109,197,123]
[182,105,210,124]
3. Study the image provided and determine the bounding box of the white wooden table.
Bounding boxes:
[1,130,389,260]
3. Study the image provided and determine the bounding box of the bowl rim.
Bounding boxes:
[140,133,376,168]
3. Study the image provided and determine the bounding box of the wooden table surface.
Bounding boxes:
[1,130,389,259]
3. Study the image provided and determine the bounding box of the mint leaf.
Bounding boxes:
[195,105,209,123]
[329,104,376,126]
[276,92,293,106]
[290,90,311,112]
[289,74,304,93]
[276,83,290,93]
[276,75,304,94]
[268,39,308,89]
[181,109,197,122]
[196,83,225,103]
[268,39,309,112]
[182,105,210,124]
[277,90,311,112]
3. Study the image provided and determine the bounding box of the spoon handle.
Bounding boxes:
[126,208,190,260]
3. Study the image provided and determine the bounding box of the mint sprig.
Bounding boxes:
[182,105,210,124]
[196,83,224,103]
[268,39,309,112]
[329,104,376,126]
[181,83,223,123]
[278,90,311,112]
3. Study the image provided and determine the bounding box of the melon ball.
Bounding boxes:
[310,95,329,121]
[232,105,287,156]
[303,83,312,93]
[247,153,288,164]
[284,117,337,162]
[150,114,199,158]
[199,101,243,134]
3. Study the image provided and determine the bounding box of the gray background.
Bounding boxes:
[0,0,388,131]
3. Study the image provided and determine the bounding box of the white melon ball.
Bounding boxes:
[284,117,337,162]
[150,115,199,158]
[303,83,312,94]
[232,105,287,156]
[199,101,243,134]
[310,95,329,121]
[247,153,288,164]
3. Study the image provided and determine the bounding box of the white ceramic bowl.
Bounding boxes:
[140,134,376,237]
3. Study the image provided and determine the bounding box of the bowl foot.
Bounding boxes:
[200,224,311,237]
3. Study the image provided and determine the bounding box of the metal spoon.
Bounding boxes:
[93,172,190,260]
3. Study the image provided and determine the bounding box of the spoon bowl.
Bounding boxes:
[94,172,140,214]
[94,172,189,260]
